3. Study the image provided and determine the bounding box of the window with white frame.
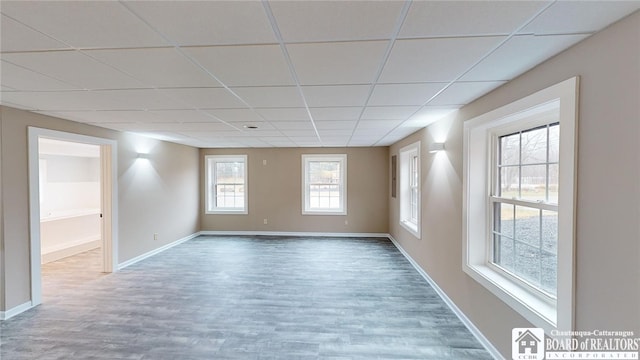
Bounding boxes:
[302,154,346,215]
[399,142,420,238]
[493,122,559,296]
[463,77,578,333]
[205,155,248,214]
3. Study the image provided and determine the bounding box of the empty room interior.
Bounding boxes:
[1,1,639,359]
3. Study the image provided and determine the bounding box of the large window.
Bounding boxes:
[302,154,346,215]
[205,155,247,214]
[493,123,559,296]
[399,142,420,238]
[463,77,578,333]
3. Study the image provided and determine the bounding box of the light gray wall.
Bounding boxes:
[200,147,389,234]
[389,11,640,357]
[0,106,200,310]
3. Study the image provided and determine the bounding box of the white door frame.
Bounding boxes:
[27,127,118,306]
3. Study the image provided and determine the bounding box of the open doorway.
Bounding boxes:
[38,138,103,300]
[28,127,118,306]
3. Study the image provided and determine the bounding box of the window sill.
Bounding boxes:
[463,263,556,332]
[302,210,346,216]
[206,210,248,215]
[400,220,420,239]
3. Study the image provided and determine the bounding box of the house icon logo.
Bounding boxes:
[512,328,544,360]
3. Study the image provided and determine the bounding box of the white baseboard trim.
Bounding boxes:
[388,235,504,360]
[118,232,200,270]
[0,301,33,321]
[199,230,390,238]
[42,238,101,264]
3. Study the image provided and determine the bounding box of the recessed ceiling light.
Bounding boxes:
[243,125,258,129]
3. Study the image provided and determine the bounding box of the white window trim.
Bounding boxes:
[205,155,248,214]
[399,142,421,238]
[462,77,578,334]
[302,154,347,215]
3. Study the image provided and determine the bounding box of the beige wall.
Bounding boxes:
[201,147,389,234]
[0,106,200,310]
[389,11,640,357]
[0,111,4,311]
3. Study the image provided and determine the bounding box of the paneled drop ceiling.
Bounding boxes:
[1,1,638,148]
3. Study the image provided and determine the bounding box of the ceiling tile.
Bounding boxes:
[1,14,70,52]
[315,120,357,130]
[368,83,447,106]
[356,119,403,130]
[309,107,362,121]
[263,139,297,147]
[87,89,192,110]
[236,128,282,137]
[2,51,145,89]
[111,122,235,132]
[321,138,351,146]
[203,109,264,123]
[124,1,276,46]
[1,60,78,91]
[348,138,378,147]
[405,107,460,127]
[429,82,505,106]
[287,41,388,85]
[45,110,164,124]
[400,1,549,38]
[2,91,117,111]
[361,106,419,120]
[184,45,293,86]
[159,88,245,109]
[379,37,505,83]
[231,86,304,108]
[29,89,189,111]
[90,122,139,132]
[255,107,309,121]
[269,1,403,42]
[1,1,168,48]
[302,85,371,107]
[281,130,318,138]
[179,130,243,139]
[294,139,323,147]
[174,122,242,132]
[461,34,589,81]
[271,120,315,131]
[378,126,425,145]
[86,48,220,88]
[351,129,391,141]
[521,1,640,35]
[147,110,221,124]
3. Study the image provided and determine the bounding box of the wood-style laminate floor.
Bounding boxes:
[1,236,493,359]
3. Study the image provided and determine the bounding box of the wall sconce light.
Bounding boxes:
[429,142,445,153]
[136,153,151,159]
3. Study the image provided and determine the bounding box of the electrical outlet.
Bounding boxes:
[153,233,158,241]
[345,220,348,225]
[263,219,268,225]
[263,159,267,166]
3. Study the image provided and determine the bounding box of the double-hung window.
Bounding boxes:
[302,154,347,215]
[463,77,578,333]
[399,142,420,238]
[205,155,247,214]
[492,123,559,296]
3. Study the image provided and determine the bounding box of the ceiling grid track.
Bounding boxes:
[261,0,323,147]
[346,0,413,146]
[373,0,560,146]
